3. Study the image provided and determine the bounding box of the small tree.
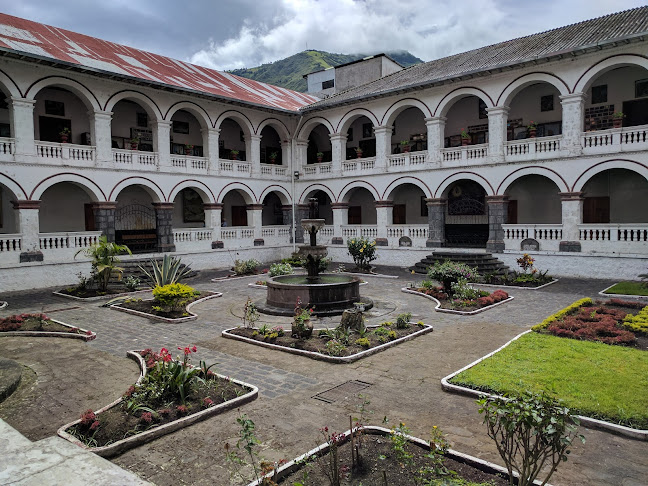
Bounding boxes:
[477,391,585,486]
[75,236,131,292]
[427,260,479,295]
[347,237,377,272]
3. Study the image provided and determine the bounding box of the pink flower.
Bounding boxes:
[90,420,100,431]
[176,405,188,415]
[80,409,96,426]
[85,330,92,336]
[140,412,153,424]
[203,397,214,407]
[192,345,197,353]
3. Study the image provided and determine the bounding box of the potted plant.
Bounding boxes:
[612,111,624,128]
[184,144,194,155]
[354,147,363,158]
[527,121,537,138]
[59,127,71,143]
[460,129,470,146]
[399,140,411,153]
[316,151,324,163]
[268,151,278,164]
[130,135,140,150]
[230,149,239,160]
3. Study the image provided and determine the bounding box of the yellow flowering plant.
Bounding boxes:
[347,236,377,271]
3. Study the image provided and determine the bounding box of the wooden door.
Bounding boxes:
[583,197,610,223]
[84,204,95,231]
[348,206,362,224]
[507,200,518,224]
[393,204,406,224]
[231,206,248,226]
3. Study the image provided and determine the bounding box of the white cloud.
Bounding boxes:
[190,0,647,70]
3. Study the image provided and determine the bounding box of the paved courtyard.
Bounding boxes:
[0,266,646,485]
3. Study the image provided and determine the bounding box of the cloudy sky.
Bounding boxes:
[1,1,644,70]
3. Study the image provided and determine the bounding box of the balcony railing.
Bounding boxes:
[39,231,102,251]
[303,163,332,176]
[0,233,22,252]
[219,159,251,174]
[220,226,255,240]
[171,155,208,173]
[260,164,288,177]
[341,225,378,239]
[113,148,159,168]
[0,137,15,158]
[505,135,562,162]
[578,223,648,254]
[173,227,213,250]
[343,157,376,173]
[441,144,488,164]
[36,141,96,163]
[582,124,648,154]
[388,151,427,170]
[502,224,563,251]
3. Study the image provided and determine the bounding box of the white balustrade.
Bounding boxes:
[505,135,562,161]
[220,227,255,241]
[302,163,332,177]
[38,232,101,260]
[341,225,378,239]
[0,234,22,252]
[113,149,159,168]
[173,228,214,250]
[236,162,251,174]
[260,164,288,177]
[387,151,427,170]
[36,140,63,159]
[171,155,208,173]
[441,148,462,162]
[502,224,563,251]
[36,141,95,163]
[0,137,14,157]
[578,223,648,254]
[583,124,648,154]
[260,225,291,244]
[385,224,428,246]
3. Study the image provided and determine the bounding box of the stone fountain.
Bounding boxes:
[258,198,372,316]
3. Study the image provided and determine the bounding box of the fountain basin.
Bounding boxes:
[257,274,373,317]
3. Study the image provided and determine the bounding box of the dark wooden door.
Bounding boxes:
[623,99,648,127]
[393,204,406,224]
[583,197,610,223]
[84,204,95,231]
[231,206,248,226]
[348,206,362,224]
[507,200,518,224]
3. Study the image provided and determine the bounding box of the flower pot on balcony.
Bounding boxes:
[231,151,239,160]
[461,137,469,146]
[528,129,537,138]
[402,145,410,153]
[316,156,323,163]
[130,142,138,150]
[613,118,623,129]
[60,134,69,143]
[355,150,363,158]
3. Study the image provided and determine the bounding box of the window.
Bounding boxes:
[591,85,607,104]
[478,100,487,119]
[45,100,65,116]
[635,79,648,98]
[322,79,334,89]
[540,95,554,112]
[172,120,189,134]
[136,112,148,128]
[362,123,373,138]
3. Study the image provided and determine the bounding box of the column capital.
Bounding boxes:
[559,92,586,104]
[152,202,174,210]
[329,133,348,143]
[374,200,394,208]
[559,191,585,201]
[12,199,40,210]
[486,106,510,116]
[485,195,509,203]
[203,202,223,210]
[424,197,446,206]
[425,116,447,126]
[201,127,220,135]
[88,109,113,119]
[247,204,263,211]
[248,134,262,142]
[295,138,309,147]
[373,125,393,134]
[150,120,172,129]
[90,201,117,210]
[281,140,291,148]
[10,97,36,108]
[331,202,349,210]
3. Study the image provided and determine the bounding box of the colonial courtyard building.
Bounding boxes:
[0,8,647,290]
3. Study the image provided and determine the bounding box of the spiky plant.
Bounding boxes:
[139,254,192,287]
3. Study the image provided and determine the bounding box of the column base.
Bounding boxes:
[559,241,581,252]
[331,237,344,245]
[20,251,44,263]
[212,241,224,249]
[254,238,264,246]
[486,241,505,253]
[158,244,176,253]
[426,239,444,248]
[375,238,388,246]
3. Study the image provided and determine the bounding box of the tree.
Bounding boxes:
[75,236,132,292]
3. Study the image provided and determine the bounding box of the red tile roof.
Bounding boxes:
[0,13,318,111]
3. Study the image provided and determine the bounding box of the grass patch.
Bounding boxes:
[449,332,648,429]
[604,281,648,296]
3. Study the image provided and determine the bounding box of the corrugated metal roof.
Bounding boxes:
[0,13,318,112]
[303,7,648,112]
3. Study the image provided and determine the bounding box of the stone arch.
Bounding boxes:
[434,172,494,198]
[25,76,101,111]
[434,87,494,117]
[165,101,212,129]
[31,173,104,201]
[497,72,571,106]
[109,177,165,202]
[0,172,27,200]
[259,185,291,205]
[167,180,215,204]
[214,110,254,136]
[382,98,432,127]
[297,116,334,139]
[383,177,432,200]
[574,54,648,93]
[337,108,380,134]
[497,166,569,194]
[216,182,256,205]
[502,174,563,224]
[572,159,648,192]
[104,90,163,120]
[338,180,380,203]
[0,69,22,98]
[299,184,335,204]
[256,118,291,140]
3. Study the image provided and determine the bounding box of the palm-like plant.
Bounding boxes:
[139,254,192,287]
[75,236,132,292]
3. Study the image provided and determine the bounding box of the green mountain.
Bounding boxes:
[229,50,423,92]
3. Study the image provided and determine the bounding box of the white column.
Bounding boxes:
[486,106,509,163]
[151,120,171,168]
[374,200,393,243]
[204,203,222,242]
[89,110,113,164]
[374,126,392,171]
[248,134,262,176]
[13,200,43,261]
[247,204,264,241]
[425,117,445,164]
[331,203,349,243]
[559,192,584,251]
[202,127,220,167]
[294,138,309,171]
[281,140,291,168]
[330,133,346,175]
[560,93,585,156]
[10,98,36,156]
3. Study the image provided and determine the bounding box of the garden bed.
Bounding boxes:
[223,322,433,363]
[249,425,544,486]
[58,348,258,457]
[402,287,513,315]
[471,278,558,290]
[53,287,151,301]
[111,291,222,323]
[211,271,268,282]
[599,281,648,299]
[0,313,96,341]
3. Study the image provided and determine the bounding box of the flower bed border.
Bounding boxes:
[52,288,152,302]
[211,272,268,282]
[110,291,222,323]
[247,280,368,289]
[0,301,7,310]
[470,279,558,290]
[247,425,549,486]
[222,323,433,363]
[0,318,96,341]
[57,349,259,457]
[599,283,648,300]
[340,270,399,279]
[440,330,648,441]
[401,288,514,315]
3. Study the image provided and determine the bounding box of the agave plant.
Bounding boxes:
[139,254,192,287]
[75,236,132,292]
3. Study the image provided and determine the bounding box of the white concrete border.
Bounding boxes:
[471,279,559,290]
[52,288,152,302]
[57,349,259,457]
[0,301,7,309]
[222,323,433,363]
[401,288,514,315]
[441,330,648,441]
[110,291,222,323]
[211,272,268,282]
[598,283,648,300]
[248,425,550,486]
[0,317,96,341]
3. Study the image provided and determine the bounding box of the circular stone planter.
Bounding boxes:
[110,291,222,323]
[402,288,514,315]
[57,350,259,457]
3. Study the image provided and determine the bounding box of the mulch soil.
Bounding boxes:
[229,325,425,357]
[58,287,145,298]
[114,291,211,319]
[0,315,88,335]
[280,433,508,485]
[407,287,509,312]
[476,276,554,288]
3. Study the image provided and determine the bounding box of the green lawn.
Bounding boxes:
[604,281,648,296]
[450,332,648,429]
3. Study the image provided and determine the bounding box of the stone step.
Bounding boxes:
[410,251,511,276]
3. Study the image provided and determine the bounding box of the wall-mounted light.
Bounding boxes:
[293,171,300,180]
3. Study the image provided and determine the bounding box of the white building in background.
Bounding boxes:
[0,8,647,290]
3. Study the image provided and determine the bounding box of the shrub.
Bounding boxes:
[152,283,199,312]
[233,259,260,275]
[325,339,346,356]
[531,298,593,332]
[622,305,648,334]
[124,275,141,291]
[395,312,411,329]
[269,262,293,277]
[75,236,132,292]
[450,278,481,300]
[355,337,370,348]
[478,391,585,486]
[139,255,192,287]
[427,260,479,295]
[347,237,377,271]
[548,315,636,345]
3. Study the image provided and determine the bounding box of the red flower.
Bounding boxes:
[80,409,96,426]
[192,345,197,353]
[90,420,100,431]
[85,330,92,335]
[140,412,153,424]
[203,397,214,407]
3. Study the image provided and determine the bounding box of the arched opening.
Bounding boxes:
[387,183,427,224]
[303,190,333,224]
[344,187,376,225]
[39,182,94,232]
[307,124,332,164]
[581,169,648,223]
[444,180,487,247]
[111,100,155,151]
[172,188,205,228]
[345,115,375,159]
[504,175,561,224]
[0,89,11,140]
[260,126,282,165]
[444,95,489,147]
[262,192,284,225]
[391,107,427,154]
[222,189,251,227]
[584,65,648,131]
[0,183,18,233]
[33,87,91,145]
[219,118,247,161]
[170,110,205,157]
[114,185,157,253]
[507,83,562,140]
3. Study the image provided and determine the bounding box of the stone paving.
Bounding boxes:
[0,266,647,485]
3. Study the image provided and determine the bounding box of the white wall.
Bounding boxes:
[170,110,204,147]
[390,108,426,150]
[505,175,561,223]
[39,183,91,232]
[583,169,648,223]
[347,188,377,224]
[389,184,427,224]
[508,83,562,129]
